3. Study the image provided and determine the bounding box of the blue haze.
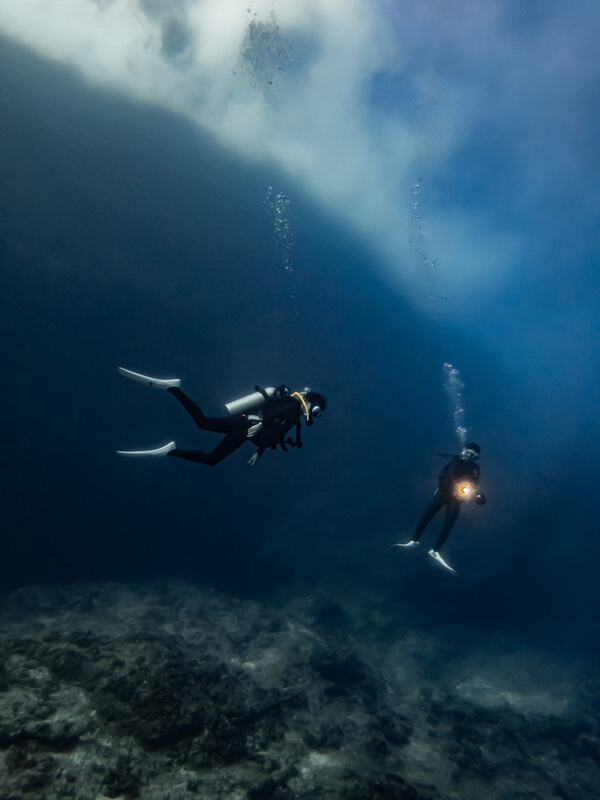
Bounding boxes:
[0,7,599,665]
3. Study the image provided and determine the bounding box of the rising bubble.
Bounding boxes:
[443,362,468,445]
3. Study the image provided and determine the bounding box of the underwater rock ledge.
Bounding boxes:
[0,581,598,800]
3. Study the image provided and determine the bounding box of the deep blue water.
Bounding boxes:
[1,35,599,661]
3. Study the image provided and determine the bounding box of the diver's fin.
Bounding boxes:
[394,540,419,548]
[118,367,181,390]
[428,549,456,573]
[118,441,176,457]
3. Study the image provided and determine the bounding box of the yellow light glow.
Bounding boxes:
[453,480,475,501]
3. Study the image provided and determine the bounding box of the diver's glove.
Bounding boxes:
[247,451,261,468]
[247,421,263,439]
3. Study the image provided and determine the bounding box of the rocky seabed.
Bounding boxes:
[0,581,598,800]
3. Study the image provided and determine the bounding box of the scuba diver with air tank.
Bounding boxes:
[117,369,486,573]
[395,443,486,573]
[117,368,326,468]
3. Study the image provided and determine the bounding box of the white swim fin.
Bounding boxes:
[118,367,181,390]
[118,441,176,457]
[394,540,419,548]
[428,549,456,573]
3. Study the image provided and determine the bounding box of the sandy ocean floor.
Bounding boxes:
[0,581,598,800]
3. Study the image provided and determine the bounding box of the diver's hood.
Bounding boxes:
[304,391,327,412]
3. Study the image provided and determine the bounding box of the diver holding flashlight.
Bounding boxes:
[395,443,486,573]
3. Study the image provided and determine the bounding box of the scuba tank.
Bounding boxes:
[225,387,276,415]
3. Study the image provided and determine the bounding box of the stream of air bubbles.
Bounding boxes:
[443,362,468,445]
[265,185,299,315]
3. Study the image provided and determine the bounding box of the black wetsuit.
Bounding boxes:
[164,386,304,466]
[413,456,480,552]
